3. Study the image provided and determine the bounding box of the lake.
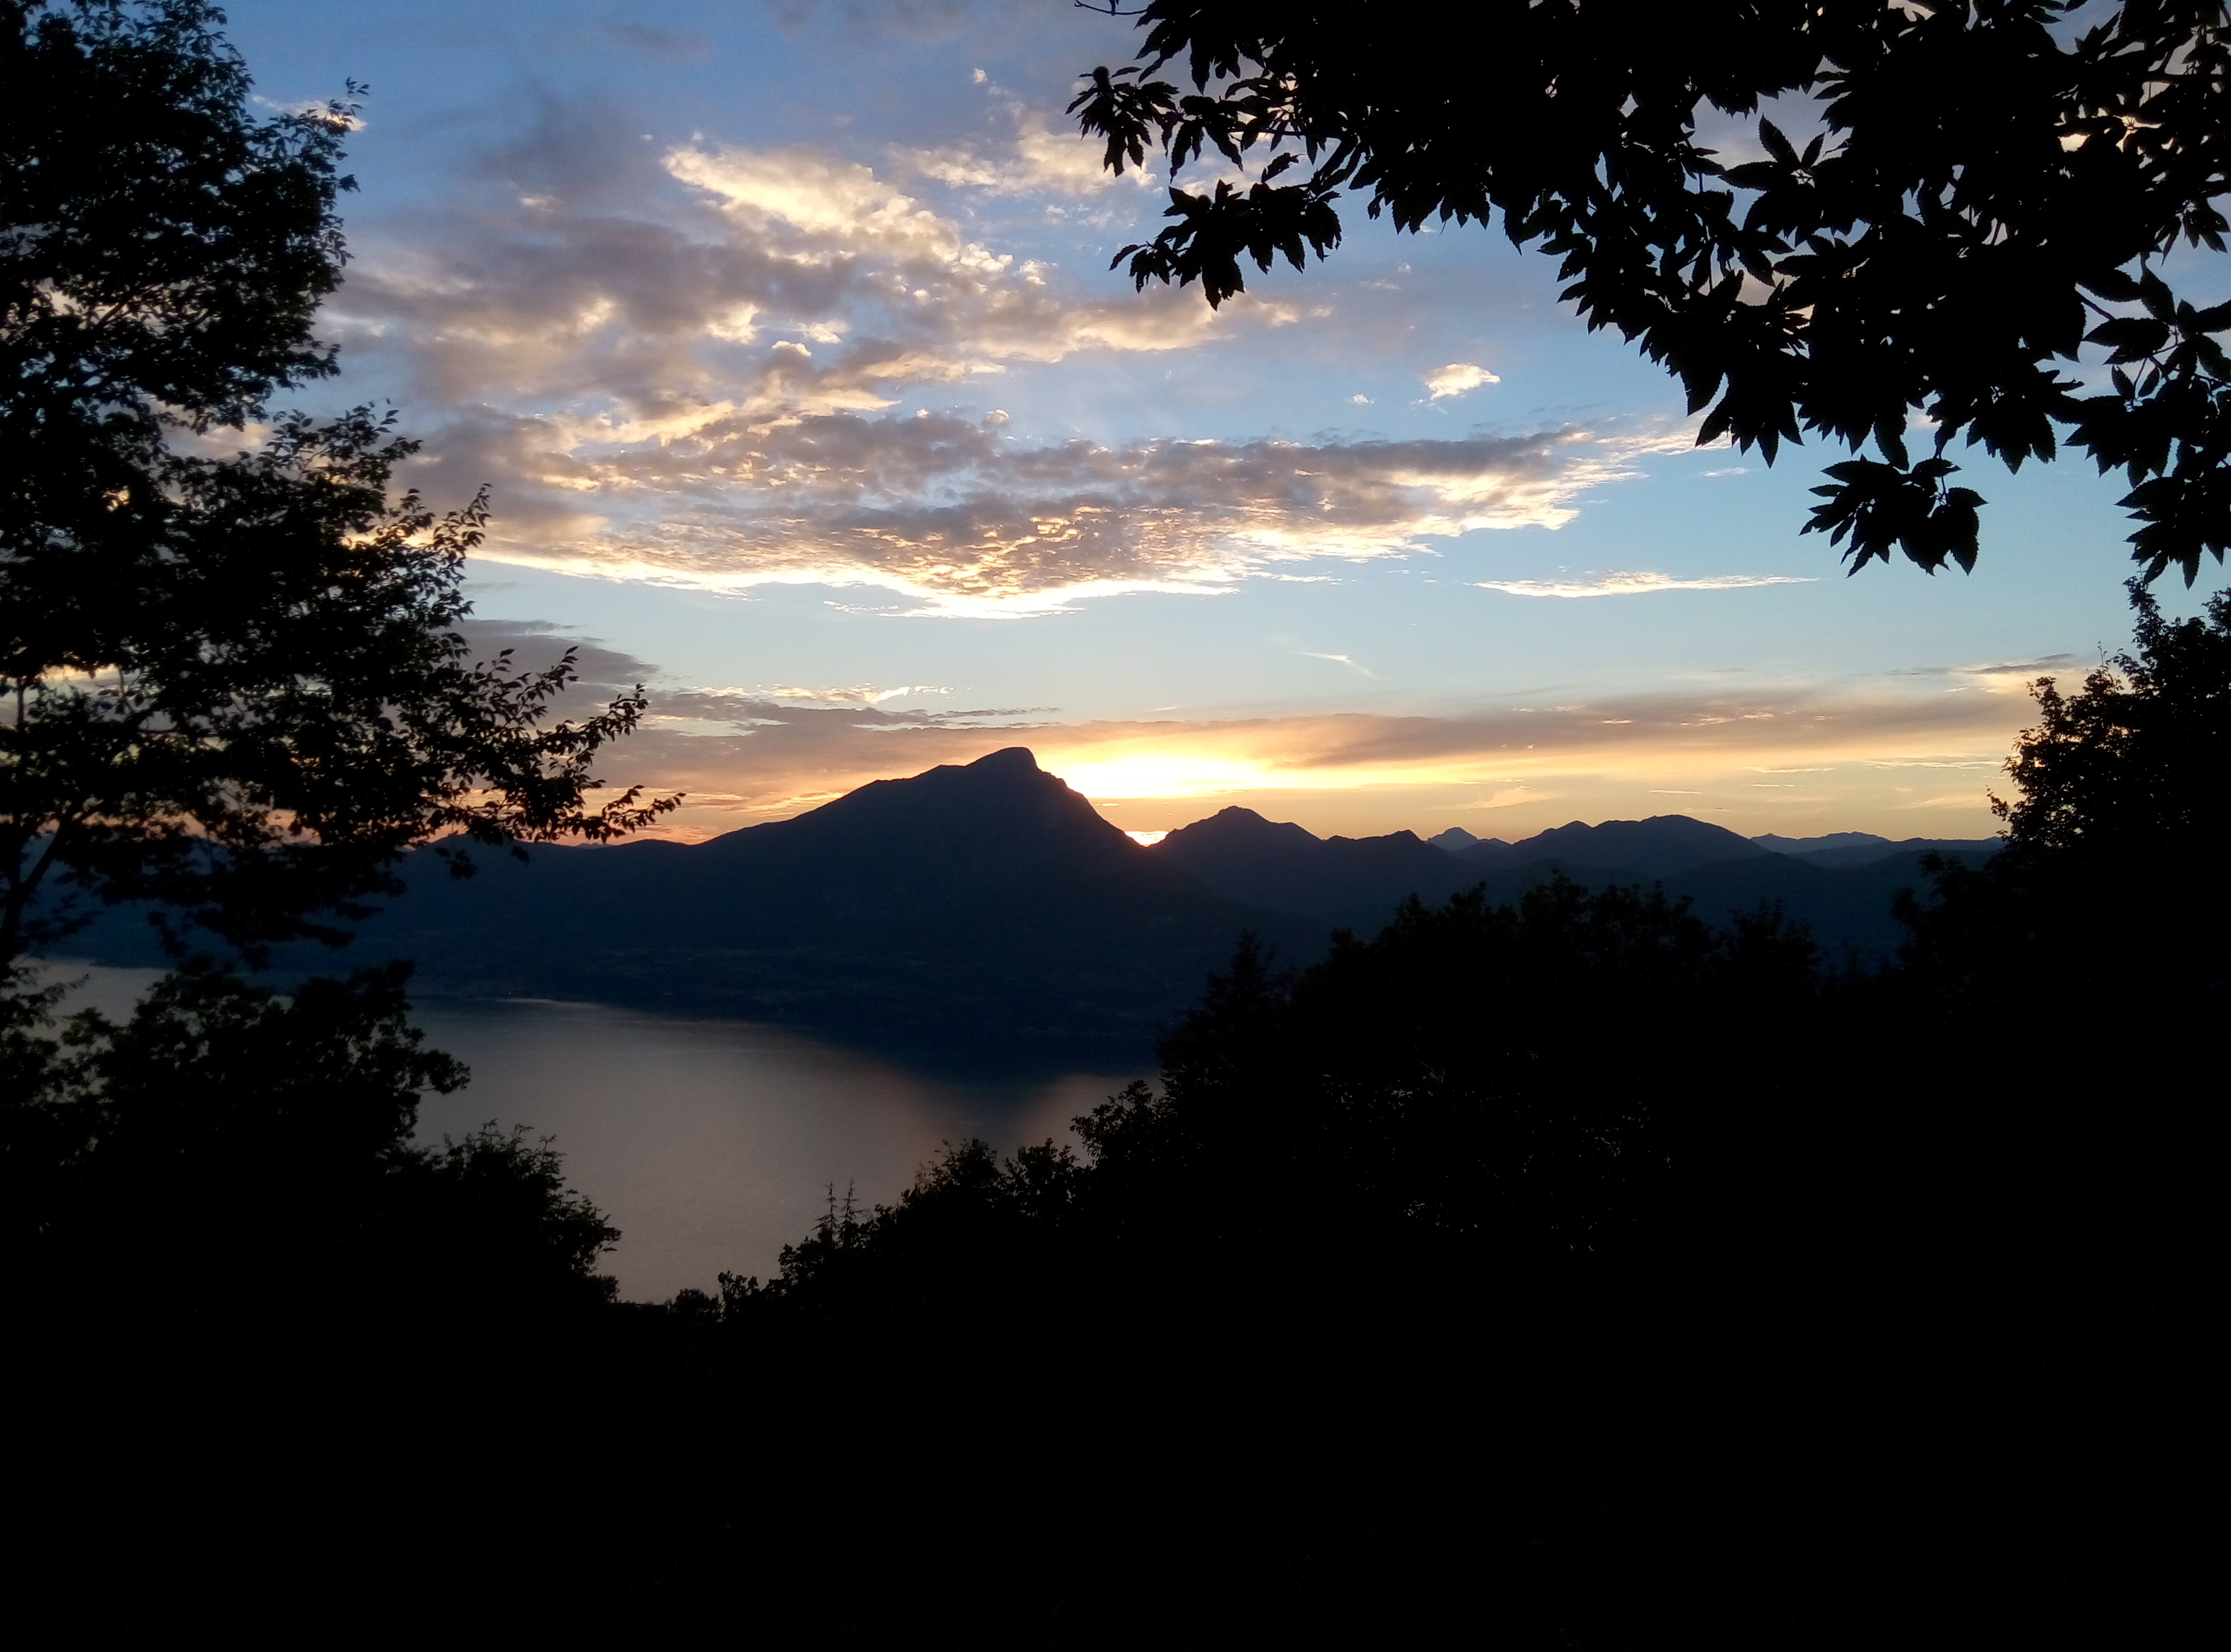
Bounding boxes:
[37,966,1142,1302]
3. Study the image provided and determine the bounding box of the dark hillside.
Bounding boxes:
[53,760,2003,1051]
[1154,806,1477,927]
[1462,850,1997,961]
[1778,837,2001,869]
[157,749,1327,1064]
[1455,814,1771,878]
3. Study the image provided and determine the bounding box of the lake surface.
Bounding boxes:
[38,967,1141,1302]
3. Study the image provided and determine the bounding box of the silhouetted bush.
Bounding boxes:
[4,959,617,1329]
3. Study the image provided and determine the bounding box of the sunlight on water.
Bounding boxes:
[410,1001,1134,1301]
[36,966,1138,1302]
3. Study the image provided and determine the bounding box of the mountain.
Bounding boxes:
[1452,848,1996,956]
[1154,807,1478,929]
[1452,814,1772,878]
[1767,836,2002,870]
[1753,832,1888,854]
[47,751,2004,1058]
[1427,827,1491,852]
[63,749,1317,1065]
[1648,848,1993,952]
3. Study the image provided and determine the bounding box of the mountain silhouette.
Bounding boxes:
[49,752,1999,1058]
[1757,833,2002,869]
[1450,813,1771,878]
[1154,807,1478,929]
[1753,831,1890,854]
[250,749,1323,1063]
[1426,826,1494,852]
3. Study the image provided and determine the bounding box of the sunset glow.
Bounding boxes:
[208,0,2205,854]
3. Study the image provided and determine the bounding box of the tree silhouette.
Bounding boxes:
[2,2,676,984]
[4,959,620,1318]
[1,4,649,1331]
[1071,1,2231,580]
[1897,577,2229,1017]
[696,876,1827,1357]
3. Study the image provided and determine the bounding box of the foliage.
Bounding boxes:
[1896,577,2229,1012]
[1071,1,2231,580]
[696,878,1825,1349]
[2,959,618,1311]
[710,1140,1086,1331]
[2,0,349,516]
[1996,577,2231,856]
[0,3,644,1331]
[1,2,675,972]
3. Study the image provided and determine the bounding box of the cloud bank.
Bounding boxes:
[472,621,2039,842]
[335,111,1680,614]
[1478,571,1819,599]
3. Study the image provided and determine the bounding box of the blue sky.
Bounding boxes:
[219,0,2222,841]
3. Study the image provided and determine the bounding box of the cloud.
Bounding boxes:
[344,121,1244,407]
[1477,571,1816,599]
[330,113,1688,614]
[762,683,952,706]
[1424,363,1500,399]
[598,21,714,59]
[432,408,1684,616]
[893,103,1134,198]
[489,615,2029,839]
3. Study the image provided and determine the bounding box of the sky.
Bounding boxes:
[218,0,2227,845]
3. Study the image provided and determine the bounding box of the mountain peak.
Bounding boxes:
[1753,831,1888,853]
[1451,812,1769,877]
[1160,807,1323,854]
[699,746,1136,872]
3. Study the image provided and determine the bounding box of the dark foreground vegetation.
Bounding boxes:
[3,2,2219,1642]
[12,582,2219,1642]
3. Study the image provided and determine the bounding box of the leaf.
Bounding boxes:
[2082,269,2143,303]
[2087,317,2172,364]
[2138,269,2177,323]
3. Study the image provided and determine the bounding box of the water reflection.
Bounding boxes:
[411,999,1135,1301]
[37,967,1141,1302]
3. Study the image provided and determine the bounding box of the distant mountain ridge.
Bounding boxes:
[1155,805,1997,959]
[1444,814,1771,879]
[1749,831,2001,869]
[51,749,1999,1060]
[1155,807,1476,930]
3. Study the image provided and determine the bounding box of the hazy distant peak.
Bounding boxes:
[1162,806,1321,850]
[1753,831,1888,852]
[1428,827,1480,850]
[1450,812,1770,877]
